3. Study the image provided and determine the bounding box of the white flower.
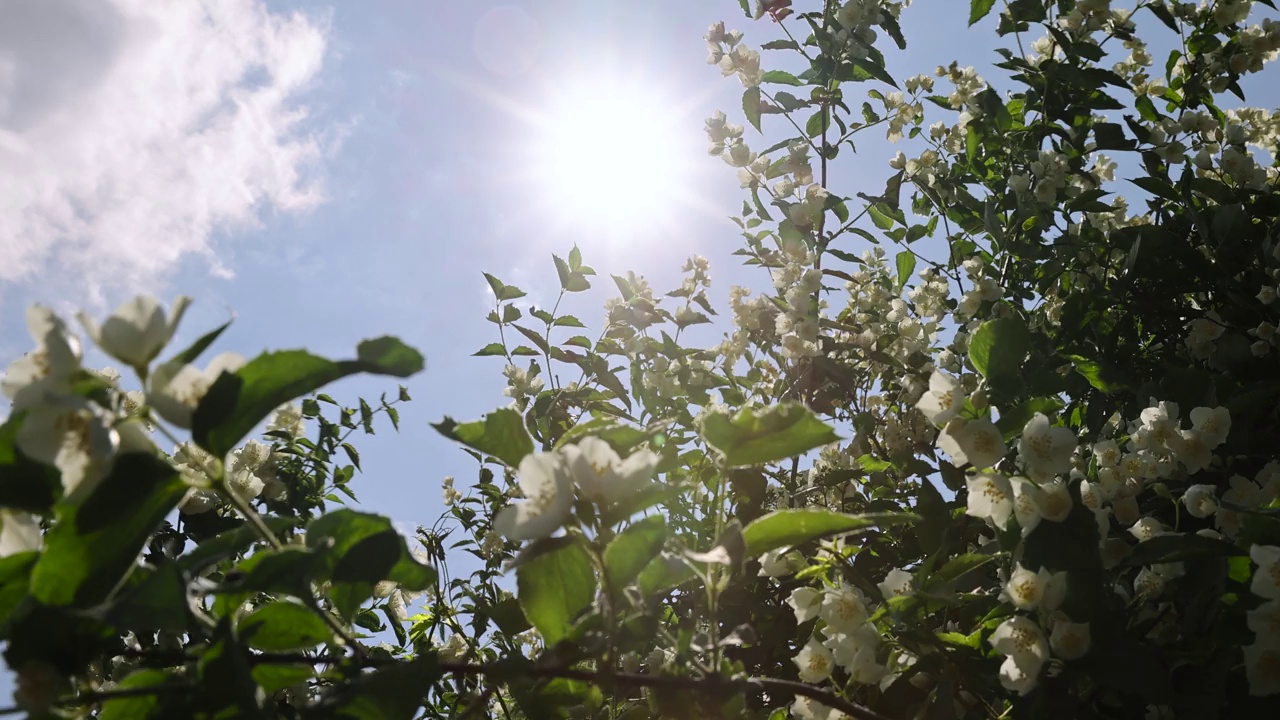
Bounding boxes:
[1079,479,1103,510]
[1005,564,1046,610]
[1049,619,1091,660]
[439,634,469,663]
[2,305,83,411]
[1128,517,1164,542]
[938,417,1006,469]
[146,353,246,428]
[1251,545,1280,601]
[1134,567,1165,598]
[441,476,462,506]
[966,473,1014,530]
[824,622,885,683]
[1243,641,1280,696]
[17,397,119,496]
[1017,413,1076,481]
[791,695,846,720]
[77,295,192,370]
[820,583,870,633]
[1004,564,1066,611]
[0,510,42,557]
[758,548,805,578]
[1218,475,1263,538]
[493,451,574,541]
[794,636,835,683]
[788,587,823,623]
[267,403,307,438]
[1037,480,1074,522]
[1092,439,1121,468]
[877,568,914,600]
[1010,477,1043,536]
[1188,406,1231,447]
[989,616,1047,695]
[1112,494,1140,526]
[562,436,658,507]
[227,466,265,502]
[1247,600,1280,641]
[915,371,965,427]
[1182,484,1218,518]
[1169,429,1212,473]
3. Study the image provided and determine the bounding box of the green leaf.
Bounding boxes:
[924,553,997,591]
[1065,354,1132,393]
[99,670,180,720]
[1130,176,1179,202]
[553,254,591,292]
[240,601,334,651]
[968,317,1031,383]
[480,596,532,636]
[484,272,527,301]
[310,654,441,720]
[743,86,762,133]
[850,56,898,88]
[554,418,652,453]
[968,0,997,24]
[1121,533,1244,567]
[868,203,896,230]
[997,397,1065,441]
[604,516,667,593]
[0,413,61,513]
[106,563,190,633]
[166,318,233,366]
[741,509,918,558]
[252,663,315,693]
[516,540,596,646]
[700,403,840,467]
[432,408,534,468]
[31,453,186,607]
[178,516,295,575]
[895,250,916,290]
[194,337,424,457]
[198,621,267,719]
[637,553,696,595]
[761,70,805,86]
[307,509,436,591]
[473,343,508,357]
[552,315,586,329]
[225,546,324,598]
[356,337,426,377]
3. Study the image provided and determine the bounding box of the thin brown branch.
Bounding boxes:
[75,651,896,720]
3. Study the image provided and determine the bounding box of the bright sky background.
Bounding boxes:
[14,0,1276,698]
[0,0,995,536]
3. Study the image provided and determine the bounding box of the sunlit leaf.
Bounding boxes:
[742,509,918,558]
[432,408,534,468]
[701,403,840,467]
[516,540,596,646]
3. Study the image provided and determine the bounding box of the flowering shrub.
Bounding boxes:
[3,0,1280,718]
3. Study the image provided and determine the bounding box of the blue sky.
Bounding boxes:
[11,0,1234,696]
[0,0,996,533]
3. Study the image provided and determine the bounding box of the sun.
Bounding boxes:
[521,74,703,237]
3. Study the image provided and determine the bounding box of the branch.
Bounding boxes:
[24,653,896,720]
[265,655,897,720]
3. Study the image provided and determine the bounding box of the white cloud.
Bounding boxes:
[0,0,330,300]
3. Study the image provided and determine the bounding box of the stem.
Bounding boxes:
[216,476,284,550]
[304,594,367,659]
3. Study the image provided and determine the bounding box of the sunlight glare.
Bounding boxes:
[527,77,696,235]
